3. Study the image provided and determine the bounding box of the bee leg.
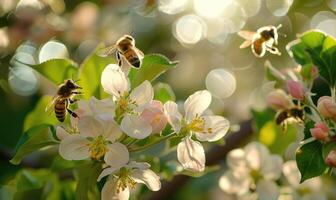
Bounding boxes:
[67,108,79,118]
[71,91,83,95]
[266,45,281,55]
[116,51,122,67]
[69,99,79,104]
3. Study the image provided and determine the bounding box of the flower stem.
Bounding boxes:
[128,133,177,152]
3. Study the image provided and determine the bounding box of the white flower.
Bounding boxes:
[164,90,230,172]
[219,142,283,200]
[101,64,154,139]
[98,161,161,200]
[59,116,128,168]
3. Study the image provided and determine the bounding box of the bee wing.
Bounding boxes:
[239,40,253,49]
[238,30,256,41]
[97,45,116,57]
[45,95,60,113]
[135,47,144,59]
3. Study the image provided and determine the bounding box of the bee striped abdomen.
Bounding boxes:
[55,99,66,122]
[124,50,141,68]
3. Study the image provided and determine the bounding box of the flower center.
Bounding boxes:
[116,94,138,116]
[88,135,108,160]
[115,168,137,193]
[250,169,263,183]
[187,115,213,134]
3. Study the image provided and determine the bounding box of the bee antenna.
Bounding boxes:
[276,24,282,29]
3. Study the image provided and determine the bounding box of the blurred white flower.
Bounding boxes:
[219,142,283,200]
[101,64,154,139]
[205,68,236,99]
[59,116,128,168]
[164,90,230,172]
[98,161,161,200]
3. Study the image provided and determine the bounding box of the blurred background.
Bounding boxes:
[1,0,336,199]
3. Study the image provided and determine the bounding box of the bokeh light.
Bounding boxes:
[219,1,246,33]
[173,14,206,45]
[311,11,336,37]
[238,0,262,17]
[327,0,336,11]
[266,0,294,17]
[193,0,228,19]
[158,0,188,15]
[8,65,39,96]
[39,41,69,63]
[206,68,236,99]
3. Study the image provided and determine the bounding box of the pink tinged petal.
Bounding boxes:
[78,116,104,138]
[219,171,250,195]
[310,122,330,141]
[194,115,230,142]
[140,100,167,133]
[97,166,120,182]
[56,126,69,140]
[177,136,205,172]
[325,150,336,167]
[104,121,123,143]
[121,115,152,139]
[244,142,270,170]
[77,99,92,117]
[59,135,90,160]
[256,180,279,200]
[101,64,129,98]
[163,101,182,133]
[104,142,129,169]
[184,90,212,122]
[102,180,130,200]
[266,89,292,110]
[131,168,161,191]
[130,80,154,108]
[89,96,115,121]
[261,155,283,180]
[317,96,336,119]
[286,80,305,100]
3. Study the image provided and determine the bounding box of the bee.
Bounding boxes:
[46,79,82,122]
[275,106,304,131]
[238,24,282,57]
[97,35,144,68]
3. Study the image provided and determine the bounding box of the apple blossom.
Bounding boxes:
[101,64,154,139]
[164,90,230,172]
[266,89,293,110]
[140,100,167,133]
[310,122,329,142]
[98,161,161,200]
[317,96,336,120]
[325,150,336,167]
[219,142,283,200]
[59,116,128,168]
[286,80,305,100]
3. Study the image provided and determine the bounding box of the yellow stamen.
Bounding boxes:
[188,116,206,132]
[115,168,137,193]
[88,135,108,160]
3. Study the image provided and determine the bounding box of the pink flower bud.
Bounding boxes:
[325,150,336,167]
[311,66,318,79]
[140,100,167,133]
[286,80,305,100]
[317,96,336,120]
[266,89,293,110]
[310,122,329,141]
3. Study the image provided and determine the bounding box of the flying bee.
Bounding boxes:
[275,106,304,131]
[97,35,144,68]
[238,24,283,57]
[46,79,82,122]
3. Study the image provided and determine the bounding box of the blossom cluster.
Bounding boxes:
[55,64,230,199]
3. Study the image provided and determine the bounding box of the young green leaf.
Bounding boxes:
[296,140,327,183]
[30,59,78,85]
[128,54,178,89]
[75,162,101,200]
[79,44,115,99]
[154,82,176,103]
[10,124,58,165]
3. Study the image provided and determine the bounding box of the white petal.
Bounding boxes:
[102,180,130,200]
[282,160,301,188]
[59,135,90,160]
[163,101,182,133]
[128,161,151,170]
[97,166,120,182]
[256,180,279,200]
[177,136,205,172]
[78,116,104,138]
[195,115,230,142]
[104,142,129,169]
[89,96,115,121]
[226,148,247,169]
[244,142,270,170]
[77,99,92,116]
[56,126,69,140]
[101,64,129,98]
[131,169,161,191]
[103,121,123,143]
[129,80,154,108]
[219,171,251,195]
[184,90,211,121]
[261,155,283,180]
[121,115,152,139]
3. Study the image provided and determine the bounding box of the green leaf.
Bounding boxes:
[10,124,58,165]
[74,162,101,200]
[128,54,178,89]
[79,44,115,99]
[300,64,315,81]
[264,60,285,87]
[322,142,336,159]
[287,40,312,66]
[23,96,58,132]
[154,82,176,103]
[303,120,314,140]
[300,30,325,50]
[296,140,327,182]
[31,59,78,85]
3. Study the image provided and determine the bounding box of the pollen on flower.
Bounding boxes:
[117,94,138,115]
[88,135,108,160]
[115,168,137,193]
[188,115,210,134]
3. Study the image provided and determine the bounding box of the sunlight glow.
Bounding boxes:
[206,69,236,99]
[193,0,229,19]
[158,0,188,15]
[39,41,69,63]
[9,65,38,96]
[266,0,293,17]
[173,15,206,45]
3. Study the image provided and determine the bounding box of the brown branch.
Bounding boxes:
[146,120,254,200]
